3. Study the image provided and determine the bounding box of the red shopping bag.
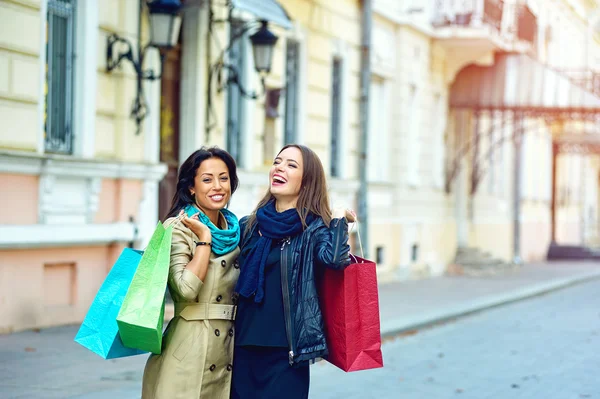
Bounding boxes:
[319,253,384,372]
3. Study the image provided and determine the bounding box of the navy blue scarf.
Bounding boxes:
[235,200,306,303]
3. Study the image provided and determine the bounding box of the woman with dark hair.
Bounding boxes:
[142,146,241,399]
[230,144,355,399]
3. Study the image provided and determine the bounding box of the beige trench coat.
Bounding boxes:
[141,216,240,399]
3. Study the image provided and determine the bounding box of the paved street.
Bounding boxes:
[310,279,600,399]
[1,267,599,399]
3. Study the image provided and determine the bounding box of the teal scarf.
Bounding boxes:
[184,204,240,255]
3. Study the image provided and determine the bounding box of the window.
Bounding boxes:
[411,244,419,262]
[263,117,277,165]
[487,113,497,195]
[517,5,537,46]
[496,112,507,196]
[543,133,552,201]
[226,21,249,166]
[330,58,343,177]
[45,0,76,154]
[433,93,446,188]
[375,246,385,265]
[284,39,300,145]
[520,127,529,199]
[406,84,421,185]
[367,78,390,182]
[262,88,283,165]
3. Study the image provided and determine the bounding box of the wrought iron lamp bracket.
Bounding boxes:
[106,33,166,134]
[215,61,265,100]
[106,34,166,80]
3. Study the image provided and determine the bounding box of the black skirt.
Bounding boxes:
[231,346,310,399]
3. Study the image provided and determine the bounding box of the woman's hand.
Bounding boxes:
[180,210,212,241]
[332,208,357,223]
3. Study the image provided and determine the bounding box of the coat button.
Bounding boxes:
[216,295,222,302]
[234,260,240,269]
[231,293,239,304]
[221,260,227,267]
[227,364,233,371]
[229,328,234,337]
[215,329,220,337]
[209,364,216,371]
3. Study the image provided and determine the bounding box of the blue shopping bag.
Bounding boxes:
[74,248,148,359]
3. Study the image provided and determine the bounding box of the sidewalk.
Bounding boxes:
[378,261,600,337]
[1,261,599,399]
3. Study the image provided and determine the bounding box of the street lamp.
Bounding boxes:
[250,20,279,75]
[147,0,183,48]
[106,0,183,133]
[213,19,279,99]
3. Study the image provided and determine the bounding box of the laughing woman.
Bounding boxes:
[230,144,354,399]
[142,147,241,399]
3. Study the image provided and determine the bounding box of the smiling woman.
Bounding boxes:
[165,147,239,221]
[231,144,355,399]
[270,146,304,211]
[191,157,234,225]
[141,147,242,399]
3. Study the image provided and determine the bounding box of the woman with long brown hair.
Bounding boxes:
[230,144,354,399]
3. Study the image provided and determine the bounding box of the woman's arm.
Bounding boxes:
[314,217,351,270]
[168,222,211,301]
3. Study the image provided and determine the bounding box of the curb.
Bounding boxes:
[380,270,600,338]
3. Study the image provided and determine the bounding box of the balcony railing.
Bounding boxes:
[433,0,505,31]
[560,70,600,98]
[432,0,538,47]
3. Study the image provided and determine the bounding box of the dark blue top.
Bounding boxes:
[235,233,288,347]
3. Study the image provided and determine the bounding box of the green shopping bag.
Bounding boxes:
[116,221,173,354]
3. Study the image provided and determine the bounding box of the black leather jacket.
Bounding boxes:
[239,215,351,366]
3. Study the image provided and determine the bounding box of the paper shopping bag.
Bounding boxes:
[117,221,173,354]
[74,248,147,359]
[319,255,384,372]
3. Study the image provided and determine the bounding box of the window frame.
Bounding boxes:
[225,19,253,169]
[367,77,391,183]
[330,57,343,178]
[44,0,77,155]
[284,38,301,146]
[406,83,421,186]
[40,0,97,158]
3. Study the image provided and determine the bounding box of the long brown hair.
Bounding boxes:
[246,144,332,233]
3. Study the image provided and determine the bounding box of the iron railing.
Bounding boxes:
[560,70,600,98]
[433,0,505,31]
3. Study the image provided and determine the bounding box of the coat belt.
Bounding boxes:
[174,302,237,321]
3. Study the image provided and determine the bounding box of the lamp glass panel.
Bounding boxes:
[252,44,274,73]
[150,13,173,47]
[169,15,182,46]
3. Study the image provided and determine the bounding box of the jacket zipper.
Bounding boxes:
[332,219,341,264]
[280,237,295,365]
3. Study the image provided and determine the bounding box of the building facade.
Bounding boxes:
[2,0,600,332]
[0,0,363,332]
[0,0,169,333]
[366,0,600,281]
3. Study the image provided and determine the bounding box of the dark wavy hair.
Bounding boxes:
[165,146,239,219]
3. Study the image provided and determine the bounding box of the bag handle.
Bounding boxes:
[139,213,185,251]
[164,212,185,229]
[349,218,365,262]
